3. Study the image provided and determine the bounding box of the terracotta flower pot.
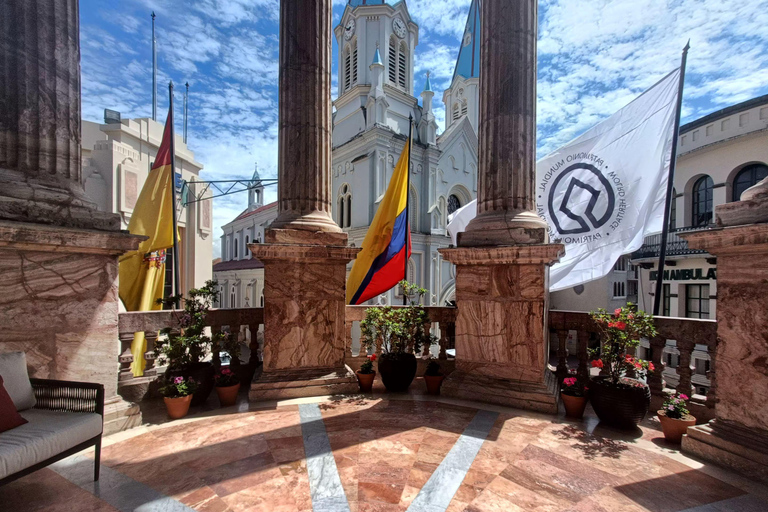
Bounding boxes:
[216,383,241,407]
[561,393,588,419]
[658,411,696,443]
[424,375,445,395]
[164,394,193,419]
[356,371,376,393]
[166,362,215,406]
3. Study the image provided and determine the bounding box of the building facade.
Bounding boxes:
[82,116,214,302]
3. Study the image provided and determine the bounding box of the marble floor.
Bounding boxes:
[3,381,768,512]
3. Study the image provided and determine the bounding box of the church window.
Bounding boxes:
[461,100,468,117]
[398,41,408,90]
[338,183,352,229]
[452,103,460,121]
[448,194,461,215]
[244,235,250,256]
[233,238,239,260]
[343,46,352,91]
[351,41,358,85]
[388,37,397,84]
[230,288,236,308]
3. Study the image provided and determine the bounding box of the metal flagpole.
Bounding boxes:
[653,41,690,316]
[152,12,157,121]
[168,81,181,308]
[183,82,189,144]
[404,115,413,306]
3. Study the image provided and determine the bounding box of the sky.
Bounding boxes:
[79,0,768,258]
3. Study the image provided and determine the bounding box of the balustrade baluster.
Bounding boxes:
[705,337,717,410]
[143,332,158,376]
[118,332,135,381]
[345,320,354,359]
[648,336,666,400]
[422,320,432,357]
[577,330,589,382]
[439,322,448,360]
[676,340,695,397]
[248,323,262,366]
[556,329,569,382]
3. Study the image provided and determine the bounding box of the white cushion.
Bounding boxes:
[0,351,36,411]
[0,409,102,479]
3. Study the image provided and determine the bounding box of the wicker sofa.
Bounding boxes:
[0,353,104,486]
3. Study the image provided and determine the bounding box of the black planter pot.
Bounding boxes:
[377,353,417,392]
[167,362,215,407]
[589,376,650,429]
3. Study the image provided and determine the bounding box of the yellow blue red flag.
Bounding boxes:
[347,137,411,305]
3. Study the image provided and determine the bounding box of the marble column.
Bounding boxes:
[439,0,564,412]
[0,0,142,434]
[681,179,768,482]
[249,0,359,400]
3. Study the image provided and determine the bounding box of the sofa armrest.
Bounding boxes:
[29,379,104,417]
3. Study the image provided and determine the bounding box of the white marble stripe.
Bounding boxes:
[677,495,768,512]
[406,409,499,512]
[51,455,196,512]
[298,403,352,512]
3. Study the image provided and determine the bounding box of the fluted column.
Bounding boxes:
[0,0,117,231]
[460,0,547,246]
[270,0,340,237]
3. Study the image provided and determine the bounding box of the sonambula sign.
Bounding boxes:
[650,268,717,281]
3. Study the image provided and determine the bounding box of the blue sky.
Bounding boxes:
[79,0,768,257]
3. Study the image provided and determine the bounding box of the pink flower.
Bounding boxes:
[221,368,232,375]
[563,377,577,386]
[679,394,689,400]
[614,308,622,316]
[173,376,183,384]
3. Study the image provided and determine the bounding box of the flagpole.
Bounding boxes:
[653,41,690,316]
[404,114,413,306]
[152,12,157,121]
[168,81,181,308]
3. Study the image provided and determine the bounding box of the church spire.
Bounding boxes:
[453,0,480,80]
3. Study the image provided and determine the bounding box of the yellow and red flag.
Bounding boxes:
[119,108,178,376]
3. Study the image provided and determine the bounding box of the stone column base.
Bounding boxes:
[441,369,558,413]
[250,366,358,401]
[682,420,768,484]
[103,396,143,436]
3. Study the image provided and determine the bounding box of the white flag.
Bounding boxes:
[447,69,681,291]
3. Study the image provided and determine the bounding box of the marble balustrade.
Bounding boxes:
[549,310,718,422]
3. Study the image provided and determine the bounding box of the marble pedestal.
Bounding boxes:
[680,223,768,482]
[438,244,564,413]
[0,220,144,434]
[249,232,360,401]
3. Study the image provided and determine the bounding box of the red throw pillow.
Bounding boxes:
[0,375,28,433]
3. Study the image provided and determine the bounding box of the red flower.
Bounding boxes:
[634,362,642,370]
[625,354,634,362]
[368,354,377,361]
[628,313,635,320]
[648,363,655,371]
[607,322,616,328]
[591,359,604,368]
[615,321,626,330]
[614,308,622,316]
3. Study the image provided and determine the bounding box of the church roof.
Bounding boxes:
[423,72,432,92]
[453,0,480,80]
[348,0,392,6]
[251,166,262,184]
[372,47,383,66]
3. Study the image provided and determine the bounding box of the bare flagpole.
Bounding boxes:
[152,12,157,121]
[404,115,413,306]
[168,81,181,308]
[653,41,690,316]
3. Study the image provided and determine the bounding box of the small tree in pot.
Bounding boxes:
[360,281,436,392]
[156,280,228,406]
[588,305,657,429]
[356,354,377,393]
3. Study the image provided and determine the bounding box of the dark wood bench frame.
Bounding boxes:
[0,378,104,487]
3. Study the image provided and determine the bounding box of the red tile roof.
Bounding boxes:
[212,257,265,272]
[234,201,277,222]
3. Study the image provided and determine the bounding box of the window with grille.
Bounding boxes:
[461,101,468,116]
[685,284,710,319]
[612,281,626,298]
[344,48,351,91]
[662,283,671,316]
[453,104,460,121]
[351,43,358,85]
[614,257,626,272]
[398,42,407,89]
[732,164,768,202]
[692,176,714,227]
[447,194,461,215]
[388,39,397,84]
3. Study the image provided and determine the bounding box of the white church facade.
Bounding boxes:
[215,0,482,307]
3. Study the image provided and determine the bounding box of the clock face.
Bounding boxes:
[393,17,407,39]
[344,18,355,40]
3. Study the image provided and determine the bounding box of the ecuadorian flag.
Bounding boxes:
[347,137,412,305]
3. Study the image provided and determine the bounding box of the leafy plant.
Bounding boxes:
[155,280,234,370]
[159,375,198,398]
[425,360,442,377]
[589,304,657,385]
[214,367,240,387]
[561,370,588,397]
[360,281,437,356]
[358,354,376,375]
[662,392,691,419]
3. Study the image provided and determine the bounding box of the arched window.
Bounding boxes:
[733,164,768,202]
[692,176,714,227]
[230,288,236,309]
[388,37,397,84]
[244,235,250,256]
[452,103,460,121]
[398,41,408,90]
[260,295,264,307]
[669,188,677,230]
[448,194,461,215]
[343,46,351,91]
[338,183,351,229]
[233,238,239,260]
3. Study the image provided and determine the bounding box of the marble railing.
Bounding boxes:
[549,311,718,421]
[117,308,265,387]
[344,306,457,372]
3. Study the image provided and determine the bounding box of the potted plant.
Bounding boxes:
[423,360,445,395]
[360,281,437,392]
[156,280,226,406]
[214,367,240,407]
[159,375,198,419]
[588,305,657,429]
[356,354,376,393]
[560,371,589,419]
[658,392,696,443]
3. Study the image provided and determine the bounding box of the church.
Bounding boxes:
[214,0,481,307]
